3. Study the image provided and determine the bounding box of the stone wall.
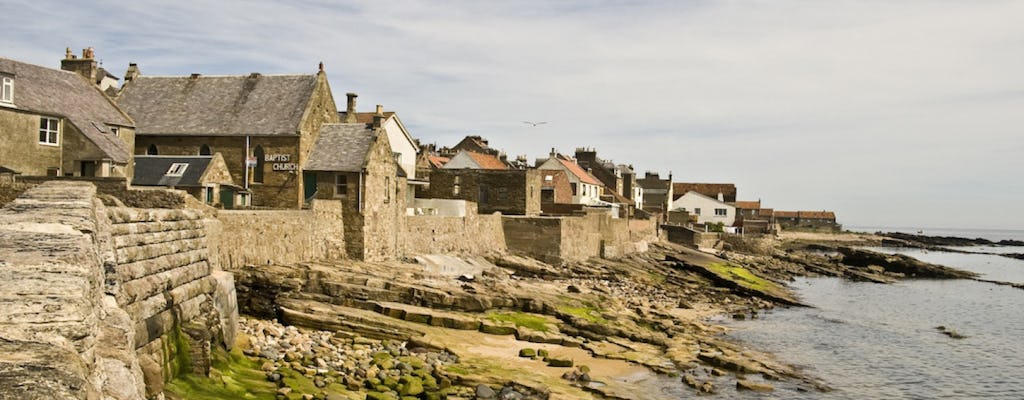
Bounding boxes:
[400,204,506,256]
[0,182,237,399]
[502,214,658,265]
[663,224,720,249]
[104,203,237,397]
[210,199,346,271]
[0,182,146,399]
[421,169,541,216]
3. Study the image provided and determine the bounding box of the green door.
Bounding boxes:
[219,188,234,209]
[303,172,317,203]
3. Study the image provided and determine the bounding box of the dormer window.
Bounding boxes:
[1,75,13,104]
[166,163,188,176]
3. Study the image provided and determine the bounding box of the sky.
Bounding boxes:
[6,1,1024,229]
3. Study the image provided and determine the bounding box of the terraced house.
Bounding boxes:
[0,51,135,178]
[116,63,339,208]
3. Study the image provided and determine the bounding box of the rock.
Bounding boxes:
[518,348,536,358]
[736,379,773,392]
[567,285,582,293]
[480,321,517,336]
[546,358,573,368]
[399,376,424,396]
[476,384,497,399]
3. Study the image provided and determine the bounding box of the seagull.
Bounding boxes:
[523,121,547,127]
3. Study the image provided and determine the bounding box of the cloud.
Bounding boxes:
[5,0,1023,228]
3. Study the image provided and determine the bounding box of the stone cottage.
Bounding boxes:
[338,94,426,203]
[116,63,339,208]
[537,151,604,206]
[132,154,249,208]
[637,172,674,216]
[304,117,404,261]
[0,50,136,178]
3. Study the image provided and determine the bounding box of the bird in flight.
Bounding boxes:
[523,121,547,127]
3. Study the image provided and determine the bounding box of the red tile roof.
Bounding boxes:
[774,211,799,218]
[556,157,602,185]
[465,151,508,170]
[799,211,836,220]
[735,200,761,210]
[427,155,449,168]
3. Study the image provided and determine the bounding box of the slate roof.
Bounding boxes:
[304,123,375,172]
[132,155,212,187]
[116,73,318,136]
[0,58,134,163]
[672,182,737,202]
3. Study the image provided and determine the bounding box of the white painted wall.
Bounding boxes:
[383,118,417,180]
[670,191,735,226]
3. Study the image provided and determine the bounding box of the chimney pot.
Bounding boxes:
[375,104,384,116]
[65,47,72,59]
[318,61,324,72]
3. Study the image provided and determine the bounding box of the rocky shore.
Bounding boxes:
[166,232,985,399]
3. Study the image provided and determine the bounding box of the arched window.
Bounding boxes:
[146,144,158,155]
[253,145,265,183]
[199,144,211,156]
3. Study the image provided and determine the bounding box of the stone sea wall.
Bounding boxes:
[400,204,506,256]
[209,199,346,271]
[0,182,237,399]
[503,214,659,265]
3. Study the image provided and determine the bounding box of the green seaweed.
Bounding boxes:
[485,311,551,332]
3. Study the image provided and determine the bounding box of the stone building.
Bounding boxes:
[734,200,775,234]
[420,169,541,216]
[539,170,572,205]
[132,154,249,208]
[116,63,339,208]
[443,150,509,170]
[774,210,839,231]
[338,94,426,201]
[1,51,136,179]
[305,119,404,261]
[537,152,603,206]
[637,172,674,216]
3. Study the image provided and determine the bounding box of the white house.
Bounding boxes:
[537,154,603,205]
[671,190,736,226]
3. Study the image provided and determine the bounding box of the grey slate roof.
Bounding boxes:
[116,73,318,136]
[304,123,375,172]
[0,58,134,163]
[132,155,212,187]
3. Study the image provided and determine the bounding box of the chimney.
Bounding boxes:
[550,148,557,159]
[124,63,140,82]
[372,104,385,128]
[61,46,98,84]
[718,192,724,202]
[344,93,358,123]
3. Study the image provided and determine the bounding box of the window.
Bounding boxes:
[334,174,348,198]
[715,208,727,216]
[1,76,12,104]
[571,183,578,196]
[199,144,211,156]
[384,176,391,203]
[166,163,188,176]
[478,184,489,204]
[545,175,553,181]
[109,127,119,137]
[39,117,59,145]
[253,146,265,183]
[694,208,701,215]
[146,144,158,155]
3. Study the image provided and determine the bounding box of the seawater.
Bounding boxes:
[722,232,1024,399]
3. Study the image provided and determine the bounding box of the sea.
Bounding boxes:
[719,228,1024,399]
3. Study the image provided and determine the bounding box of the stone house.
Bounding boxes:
[539,170,572,205]
[775,210,839,230]
[132,153,249,207]
[574,147,622,196]
[537,152,603,206]
[116,63,339,209]
[734,200,775,234]
[637,172,674,215]
[420,169,541,216]
[0,51,136,179]
[671,191,736,226]
[338,94,425,200]
[672,182,737,203]
[304,119,404,261]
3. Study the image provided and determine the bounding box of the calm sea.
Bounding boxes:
[721,229,1024,399]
